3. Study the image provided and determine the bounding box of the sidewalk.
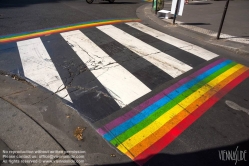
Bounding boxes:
[138,0,249,56]
[0,73,132,166]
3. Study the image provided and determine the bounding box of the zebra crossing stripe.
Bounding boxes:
[126,22,218,61]
[40,33,121,123]
[17,38,72,103]
[97,25,192,78]
[60,30,151,108]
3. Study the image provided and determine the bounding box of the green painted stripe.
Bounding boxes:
[110,62,237,146]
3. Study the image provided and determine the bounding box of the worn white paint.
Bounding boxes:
[60,30,151,108]
[225,100,249,115]
[126,22,218,61]
[97,25,192,78]
[17,38,72,103]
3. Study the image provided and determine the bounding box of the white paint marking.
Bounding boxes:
[17,38,72,103]
[225,100,249,115]
[60,30,151,107]
[126,22,218,61]
[97,25,192,78]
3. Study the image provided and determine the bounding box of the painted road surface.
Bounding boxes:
[0,20,248,165]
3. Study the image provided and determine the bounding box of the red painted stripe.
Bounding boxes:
[134,70,249,165]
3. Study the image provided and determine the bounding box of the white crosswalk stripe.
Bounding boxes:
[97,25,192,78]
[17,38,72,103]
[126,22,218,61]
[13,23,219,108]
[60,30,151,107]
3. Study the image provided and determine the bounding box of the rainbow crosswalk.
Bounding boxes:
[97,58,249,165]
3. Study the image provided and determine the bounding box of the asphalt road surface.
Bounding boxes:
[0,0,146,36]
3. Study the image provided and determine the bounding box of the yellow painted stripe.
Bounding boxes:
[117,64,243,154]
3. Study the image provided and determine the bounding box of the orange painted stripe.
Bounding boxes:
[127,66,248,160]
[134,68,249,165]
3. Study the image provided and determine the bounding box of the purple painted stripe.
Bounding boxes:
[97,58,225,135]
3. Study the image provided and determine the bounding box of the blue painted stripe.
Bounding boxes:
[104,60,232,141]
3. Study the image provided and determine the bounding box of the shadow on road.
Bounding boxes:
[188,2,212,5]
[100,139,249,166]
[180,23,211,25]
